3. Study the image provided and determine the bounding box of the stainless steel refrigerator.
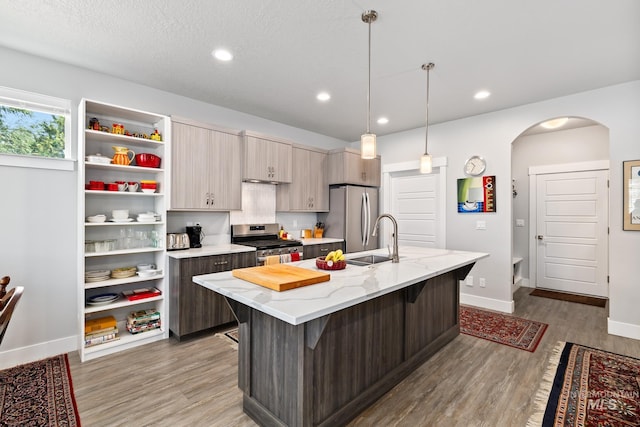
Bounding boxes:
[320,185,379,253]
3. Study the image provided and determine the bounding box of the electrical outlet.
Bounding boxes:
[476,221,486,230]
[293,220,298,228]
[516,219,525,227]
[466,275,473,286]
[479,278,486,287]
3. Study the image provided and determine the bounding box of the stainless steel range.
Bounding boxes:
[231,223,303,265]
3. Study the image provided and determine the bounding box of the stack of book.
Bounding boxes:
[127,309,161,334]
[85,315,119,347]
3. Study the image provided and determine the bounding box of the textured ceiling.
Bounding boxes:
[1,0,639,141]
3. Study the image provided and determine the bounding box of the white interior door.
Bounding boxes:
[390,171,441,248]
[535,170,609,297]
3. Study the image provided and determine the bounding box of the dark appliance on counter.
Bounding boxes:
[318,185,379,253]
[231,223,303,265]
[186,225,204,248]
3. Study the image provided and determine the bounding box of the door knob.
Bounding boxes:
[537,235,544,240]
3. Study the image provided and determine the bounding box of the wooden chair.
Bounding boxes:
[0,276,24,346]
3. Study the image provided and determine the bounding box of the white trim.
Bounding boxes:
[460,291,515,313]
[528,160,609,176]
[0,335,77,370]
[607,318,640,340]
[0,154,76,171]
[381,156,448,174]
[381,156,447,249]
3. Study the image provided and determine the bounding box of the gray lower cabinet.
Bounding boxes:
[169,252,256,340]
[303,241,344,260]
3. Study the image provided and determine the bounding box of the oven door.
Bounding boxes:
[257,248,303,265]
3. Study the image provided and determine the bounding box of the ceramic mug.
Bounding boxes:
[117,182,128,191]
[127,182,139,192]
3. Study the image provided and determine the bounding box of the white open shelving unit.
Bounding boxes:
[77,99,171,361]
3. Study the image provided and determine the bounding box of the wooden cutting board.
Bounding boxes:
[232,264,330,291]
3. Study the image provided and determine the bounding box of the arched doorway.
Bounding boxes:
[511,117,610,297]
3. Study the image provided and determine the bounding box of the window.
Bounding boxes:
[0,86,72,170]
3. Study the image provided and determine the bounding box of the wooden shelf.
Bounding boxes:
[84,295,164,314]
[84,274,165,290]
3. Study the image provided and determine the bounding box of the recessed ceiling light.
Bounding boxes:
[377,117,389,125]
[317,92,331,101]
[212,49,233,61]
[540,117,569,129]
[474,90,491,100]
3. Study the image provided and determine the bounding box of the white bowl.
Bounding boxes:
[87,215,106,223]
[85,154,111,164]
[141,189,156,194]
[136,269,160,278]
[112,209,129,219]
[137,263,156,271]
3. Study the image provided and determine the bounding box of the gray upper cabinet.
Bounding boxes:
[327,148,381,187]
[242,131,292,183]
[171,118,242,210]
[277,145,329,212]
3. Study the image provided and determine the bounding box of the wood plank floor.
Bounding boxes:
[68,287,640,426]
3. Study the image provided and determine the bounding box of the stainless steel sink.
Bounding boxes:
[346,255,393,266]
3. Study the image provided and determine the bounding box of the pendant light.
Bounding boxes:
[420,62,435,173]
[360,10,378,159]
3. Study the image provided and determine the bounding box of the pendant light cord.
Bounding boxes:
[366,16,372,134]
[423,63,435,154]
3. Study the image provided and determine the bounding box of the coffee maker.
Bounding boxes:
[185,225,204,248]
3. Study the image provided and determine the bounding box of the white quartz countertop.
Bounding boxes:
[167,244,256,259]
[193,246,488,325]
[300,237,344,245]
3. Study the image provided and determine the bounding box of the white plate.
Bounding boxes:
[109,218,133,222]
[85,269,111,277]
[136,218,157,223]
[87,298,119,306]
[87,293,118,305]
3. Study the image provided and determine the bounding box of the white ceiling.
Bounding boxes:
[1,1,639,141]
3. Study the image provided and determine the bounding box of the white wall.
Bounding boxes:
[0,46,347,368]
[375,81,640,339]
[512,125,610,281]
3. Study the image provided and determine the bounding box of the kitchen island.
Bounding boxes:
[193,246,488,426]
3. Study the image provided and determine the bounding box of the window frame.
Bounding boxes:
[0,86,74,171]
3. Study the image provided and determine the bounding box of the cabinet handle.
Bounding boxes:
[319,248,328,252]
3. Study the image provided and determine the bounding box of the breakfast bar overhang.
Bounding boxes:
[193,247,488,426]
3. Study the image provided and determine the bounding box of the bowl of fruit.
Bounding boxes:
[316,250,346,270]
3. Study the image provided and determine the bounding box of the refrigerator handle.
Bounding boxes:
[365,192,371,246]
[361,192,367,247]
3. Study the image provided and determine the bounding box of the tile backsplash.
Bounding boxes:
[167,182,319,245]
[230,183,276,225]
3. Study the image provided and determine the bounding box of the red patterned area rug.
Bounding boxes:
[460,305,548,352]
[528,342,640,426]
[0,354,81,426]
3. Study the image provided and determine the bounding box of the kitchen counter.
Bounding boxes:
[166,243,255,259]
[193,246,487,426]
[299,237,344,245]
[193,246,487,325]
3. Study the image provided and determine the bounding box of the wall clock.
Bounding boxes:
[464,155,486,176]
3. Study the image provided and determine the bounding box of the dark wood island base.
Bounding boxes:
[226,264,473,427]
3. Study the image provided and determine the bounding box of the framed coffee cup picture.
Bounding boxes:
[623,160,640,231]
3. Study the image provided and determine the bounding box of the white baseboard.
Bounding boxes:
[607,318,640,341]
[460,292,515,314]
[0,335,77,370]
